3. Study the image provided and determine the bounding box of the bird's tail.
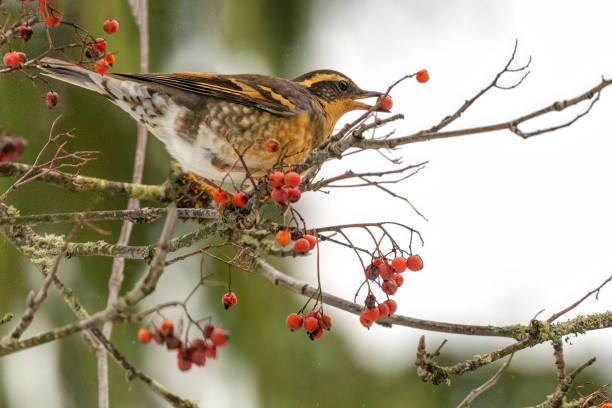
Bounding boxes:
[37,57,105,95]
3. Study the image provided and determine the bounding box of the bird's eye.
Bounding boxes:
[337,81,349,92]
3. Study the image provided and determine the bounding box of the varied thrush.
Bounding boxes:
[38,58,387,181]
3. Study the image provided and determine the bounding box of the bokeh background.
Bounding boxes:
[1,0,611,407]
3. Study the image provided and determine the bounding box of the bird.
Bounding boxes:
[37,57,388,182]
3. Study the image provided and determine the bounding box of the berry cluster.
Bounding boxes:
[212,187,248,208]
[268,170,301,211]
[359,254,423,328]
[286,310,332,341]
[276,230,317,253]
[87,20,119,75]
[138,320,229,372]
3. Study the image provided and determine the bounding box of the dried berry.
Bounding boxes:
[45,91,58,108]
[265,138,280,153]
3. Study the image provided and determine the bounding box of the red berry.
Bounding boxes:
[359,313,374,328]
[372,258,383,267]
[0,136,26,163]
[600,403,612,408]
[44,16,60,27]
[378,303,390,318]
[103,19,119,34]
[406,254,424,272]
[319,314,332,330]
[45,91,58,108]
[302,234,317,250]
[19,26,33,41]
[265,138,280,153]
[233,191,247,207]
[203,324,214,338]
[204,345,217,359]
[286,188,301,203]
[177,349,192,371]
[384,299,397,314]
[271,187,288,203]
[391,257,407,273]
[159,320,174,336]
[309,328,324,341]
[276,230,291,246]
[286,313,303,331]
[376,94,393,112]
[293,238,310,253]
[3,51,25,68]
[137,328,151,343]
[212,188,229,204]
[378,263,394,280]
[303,316,319,333]
[211,328,228,346]
[268,171,284,187]
[94,58,109,74]
[382,279,398,295]
[105,53,115,66]
[92,38,107,52]
[190,347,206,366]
[362,307,379,322]
[284,171,301,187]
[165,336,182,350]
[392,273,404,287]
[416,69,429,83]
[222,292,237,309]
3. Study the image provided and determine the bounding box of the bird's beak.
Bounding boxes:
[352,89,389,112]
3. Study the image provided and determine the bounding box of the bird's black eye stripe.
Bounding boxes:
[338,80,349,91]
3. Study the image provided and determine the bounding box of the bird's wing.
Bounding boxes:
[111,72,304,116]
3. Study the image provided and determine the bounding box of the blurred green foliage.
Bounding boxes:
[0,1,605,407]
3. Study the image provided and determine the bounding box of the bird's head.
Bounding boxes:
[293,70,387,136]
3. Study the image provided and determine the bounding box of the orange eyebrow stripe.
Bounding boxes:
[298,73,346,87]
[258,85,296,110]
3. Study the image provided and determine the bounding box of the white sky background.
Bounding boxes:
[292,0,612,378]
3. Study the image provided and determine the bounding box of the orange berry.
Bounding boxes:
[271,187,288,203]
[392,273,404,287]
[600,403,612,408]
[302,234,317,250]
[362,307,379,322]
[286,188,301,203]
[319,314,332,330]
[265,138,280,153]
[268,171,284,187]
[382,279,398,295]
[222,292,237,309]
[103,19,119,34]
[378,263,394,280]
[293,238,310,253]
[137,328,151,343]
[92,38,107,52]
[376,94,393,112]
[105,53,115,66]
[286,313,303,331]
[44,16,61,27]
[372,258,383,267]
[159,320,174,336]
[276,230,291,246]
[212,188,229,204]
[378,303,390,318]
[303,316,319,333]
[3,51,25,68]
[406,254,424,271]
[416,69,429,83]
[284,171,301,187]
[391,257,407,273]
[383,299,397,314]
[94,58,109,74]
[309,328,324,341]
[359,313,374,328]
[233,191,247,207]
[211,328,229,346]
